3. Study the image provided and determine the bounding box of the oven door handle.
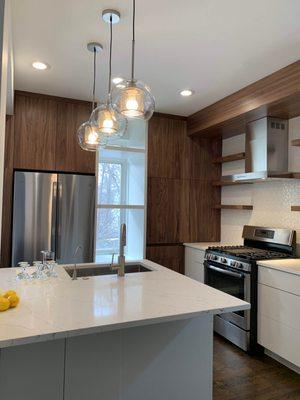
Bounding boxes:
[206,264,244,279]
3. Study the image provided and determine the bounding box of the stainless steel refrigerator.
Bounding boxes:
[11,171,95,267]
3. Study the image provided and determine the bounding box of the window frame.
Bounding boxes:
[94,142,147,263]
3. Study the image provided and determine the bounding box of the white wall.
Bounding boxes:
[221,116,300,254]
[0,0,13,254]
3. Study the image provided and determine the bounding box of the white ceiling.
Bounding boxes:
[11,0,300,116]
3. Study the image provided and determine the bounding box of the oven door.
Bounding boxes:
[204,261,251,330]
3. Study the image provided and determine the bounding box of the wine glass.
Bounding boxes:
[46,261,58,278]
[16,261,30,280]
[31,261,45,280]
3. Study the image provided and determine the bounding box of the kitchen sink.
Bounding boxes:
[64,263,152,278]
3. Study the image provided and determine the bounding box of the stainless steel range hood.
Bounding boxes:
[222,117,291,183]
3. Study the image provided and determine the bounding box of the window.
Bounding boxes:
[95,119,147,263]
[96,161,125,255]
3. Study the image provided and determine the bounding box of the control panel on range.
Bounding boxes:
[205,253,251,272]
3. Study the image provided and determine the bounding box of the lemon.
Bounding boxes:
[8,294,20,308]
[3,290,17,299]
[0,296,10,311]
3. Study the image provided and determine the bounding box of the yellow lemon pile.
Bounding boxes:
[0,290,20,311]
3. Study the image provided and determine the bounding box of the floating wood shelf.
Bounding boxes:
[213,205,253,210]
[291,139,300,147]
[212,152,245,164]
[291,206,300,211]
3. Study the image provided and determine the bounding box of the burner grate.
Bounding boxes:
[207,245,289,260]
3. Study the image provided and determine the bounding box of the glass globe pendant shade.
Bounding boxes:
[90,102,127,139]
[77,121,104,151]
[112,79,155,120]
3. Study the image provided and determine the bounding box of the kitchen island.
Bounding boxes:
[0,260,249,400]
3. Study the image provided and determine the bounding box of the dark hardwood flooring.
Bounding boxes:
[214,335,300,400]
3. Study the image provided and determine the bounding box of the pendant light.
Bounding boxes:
[112,0,155,120]
[91,10,127,140]
[77,42,106,151]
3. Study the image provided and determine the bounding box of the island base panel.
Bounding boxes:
[65,315,213,400]
[0,315,214,400]
[0,339,65,400]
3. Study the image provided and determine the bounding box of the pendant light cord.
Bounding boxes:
[92,47,96,111]
[131,0,135,81]
[108,14,113,99]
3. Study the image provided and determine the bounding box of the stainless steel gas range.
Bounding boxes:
[204,225,296,353]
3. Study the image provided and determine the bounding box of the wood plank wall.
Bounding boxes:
[146,114,221,273]
[0,91,95,268]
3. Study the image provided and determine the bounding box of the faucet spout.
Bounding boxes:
[119,223,126,257]
[110,224,126,277]
[72,245,83,281]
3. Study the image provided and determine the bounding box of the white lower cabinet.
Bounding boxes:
[258,267,300,368]
[184,247,205,283]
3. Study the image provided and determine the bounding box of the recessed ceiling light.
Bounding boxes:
[180,89,194,97]
[112,77,123,85]
[32,61,49,70]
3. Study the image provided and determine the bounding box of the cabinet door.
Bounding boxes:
[14,93,58,170]
[146,245,184,274]
[258,283,300,367]
[147,178,188,244]
[148,116,187,179]
[56,101,95,173]
[184,247,205,282]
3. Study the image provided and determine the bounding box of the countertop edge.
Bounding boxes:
[0,303,250,349]
[258,260,300,277]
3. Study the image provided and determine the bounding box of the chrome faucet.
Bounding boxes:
[111,224,126,277]
[72,245,83,280]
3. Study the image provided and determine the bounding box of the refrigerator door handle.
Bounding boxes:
[56,181,63,260]
[51,182,58,255]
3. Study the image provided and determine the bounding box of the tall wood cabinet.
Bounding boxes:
[146,114,221,274]
[1,91,96,268]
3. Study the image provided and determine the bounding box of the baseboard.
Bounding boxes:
[265,349,300,374]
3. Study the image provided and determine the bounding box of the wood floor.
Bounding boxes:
[213,335,300,400]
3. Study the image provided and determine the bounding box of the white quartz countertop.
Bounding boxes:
[258,259,300,276]
[0,260,249,348]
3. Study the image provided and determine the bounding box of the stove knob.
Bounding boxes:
[230,261,236,267]
[221,258,227,264]
[236,263,243,269]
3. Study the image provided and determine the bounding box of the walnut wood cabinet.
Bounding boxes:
[146,114,221,274]
[13,91,95,174]
[56,100,95,173]
[13,94,58,170]
[146,245,184,274]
